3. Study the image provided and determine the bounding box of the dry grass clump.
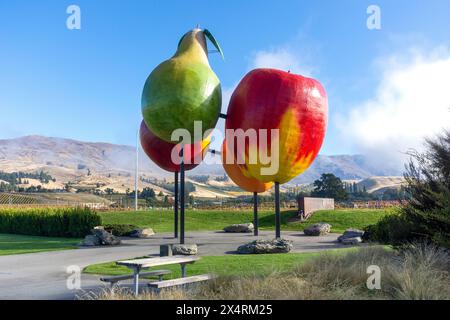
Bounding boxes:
[86,243,450,300]
[382,243,450,299]
[80,286,191,300]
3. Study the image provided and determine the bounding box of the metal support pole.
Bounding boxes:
[253,192,258,236]
[174,171,179,239]
[180,147,185,245]
[275,182,281,239]
[135,128,139,211]
[181,264,187,278]
[133,266,140,296]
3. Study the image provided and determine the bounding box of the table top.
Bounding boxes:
[117,256,200,268]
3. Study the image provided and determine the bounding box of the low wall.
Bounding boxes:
[298,197,334,218]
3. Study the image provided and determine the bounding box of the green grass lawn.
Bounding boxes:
[0,234,80,256]
[84,248,359,278]
[99,208,394,234]
[0,208,392,256]
[283,209,394,233]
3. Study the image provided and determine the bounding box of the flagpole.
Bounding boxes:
[135,128,139,211]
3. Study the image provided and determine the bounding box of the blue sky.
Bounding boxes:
[1,0,449,159]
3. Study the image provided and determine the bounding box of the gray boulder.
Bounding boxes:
[342,229,365,238]
[129,228,155,238]
[340,237,363,245]
[92,229,121,246]
[224,223,254,233]
[338,229,365,243]
[304,223,331,236]
[173,244,198,255]
[237,239,293,254]
[337,229,365,245]
[80,235,101,247]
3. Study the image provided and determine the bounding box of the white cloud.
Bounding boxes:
[340,48,450,169]
[251,47,315,77]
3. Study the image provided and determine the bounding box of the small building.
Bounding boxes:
[298,197,334,219]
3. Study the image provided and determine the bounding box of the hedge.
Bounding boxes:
[0,207,101,238]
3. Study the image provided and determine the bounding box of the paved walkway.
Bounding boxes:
[0,231,350,300]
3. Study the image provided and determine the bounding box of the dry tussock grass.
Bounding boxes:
[84,243,450,300]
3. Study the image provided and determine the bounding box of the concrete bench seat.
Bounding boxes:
[148,274,216,291]
[100,270,171,287]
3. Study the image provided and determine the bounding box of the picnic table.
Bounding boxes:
[117,255,200,295]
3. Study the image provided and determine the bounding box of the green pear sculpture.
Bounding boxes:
[141,28,224,143]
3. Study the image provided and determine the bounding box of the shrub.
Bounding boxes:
[0,207,101,238]
[401,130,450,247]
[364,213,419,245]
[365,130,450,247]
[103,224,138,236]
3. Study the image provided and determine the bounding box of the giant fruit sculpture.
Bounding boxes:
[140,121,210,172]
[222,140,273,193]
[225,68,328,184]
[142,28,223,143]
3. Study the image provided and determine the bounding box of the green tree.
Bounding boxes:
[141,188,156,199]
[184,182,196,203]
[311,173,348,201]
[146,197,155,206]
[105,188,115,195]
[352,182,358,194]
[402,130,450,246]
[366,130,450,247]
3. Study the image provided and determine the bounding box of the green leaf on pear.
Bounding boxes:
[203,29,225,60]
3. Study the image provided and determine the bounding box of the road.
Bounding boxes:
[0,231,349,300]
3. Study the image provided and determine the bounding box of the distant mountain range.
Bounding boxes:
[289,154,403,184]
[0,135,404,196]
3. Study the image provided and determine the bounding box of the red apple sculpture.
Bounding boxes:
[225,68,328,184]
